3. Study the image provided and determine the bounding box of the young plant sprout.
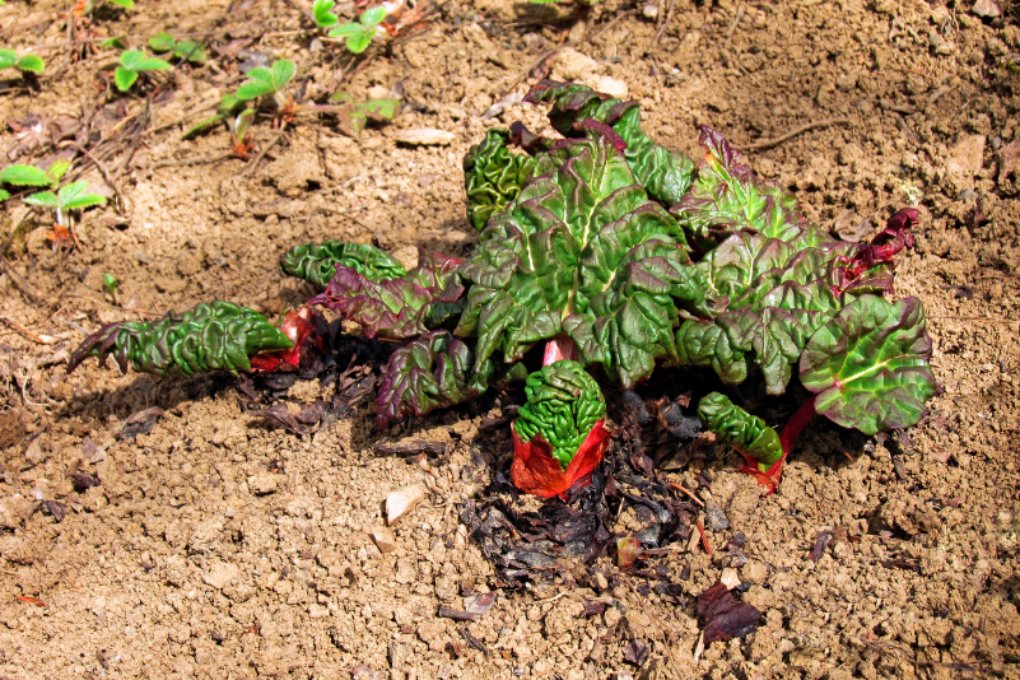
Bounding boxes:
[103,273,120,304]
[114,50,172,91]
[19,162,106,249]
[227,108,256,160]
[71,81,937,501]
[312,0,340,29]
[236,59,297,120]
[328,5,387,54]
[0,49,45,76]
[328,94,400,137]
[148,32,207,65]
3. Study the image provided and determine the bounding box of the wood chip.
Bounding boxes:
[395,129,456,146]
[386,484,427,526]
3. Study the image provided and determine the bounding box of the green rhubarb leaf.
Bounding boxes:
[698,392,782,471]
[67,301,293,376]
[280,240,407,290]
[524,81,696,208]
[463,128,542,232]
[0,165,51,187]
[514,360,606,470]
[799,295,937,435]
[671,126,824,248]
[376,330,482,429]
[309,247,463,340]
[456,123,709,387]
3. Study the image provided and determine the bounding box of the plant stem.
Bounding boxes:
[779,395,817,456]
[542,334,578,366]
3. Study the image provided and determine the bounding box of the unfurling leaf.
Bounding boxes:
[280,240,407,290]
[463,128,542,232]
[799,295,937,435]
[67,302,293,376]
[514,360,606,469]
[309,247,463,340]
[697,392,782,471]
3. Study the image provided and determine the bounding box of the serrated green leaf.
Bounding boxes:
[360,5,387,25]
[16,54,44,73]
[58,181,106,210]
[114,66,137,91]
[0,49,16,70]
[313,0,338,27]
[22,191,60,209]
[514,360,605,469]
[1,165,51,187]
[800,295,936,435]
[270,59,295,89]
[68,302,292,376]
[148,32,177,52]
[698,392,782,471]
[119,50,144,69]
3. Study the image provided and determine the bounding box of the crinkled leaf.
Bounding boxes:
[0,165,51,187]
[457,124,707,387]
[313,0,339,27]
[671,126,823,248]
[698,392,782,470]
[463,128,542,232]
[114,66,138,91]
[376,330,480,429]
[280,240,406,290]
[16,55,44,73]
[309,247,463,340]
[800,295,936,435]
[525,81,696,208]
[148,32,177,52]
[67,301,293,376]
[513,360,606,469]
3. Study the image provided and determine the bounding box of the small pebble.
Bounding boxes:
[386,484,426,525]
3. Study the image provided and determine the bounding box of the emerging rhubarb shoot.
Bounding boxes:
[511,357,609,499]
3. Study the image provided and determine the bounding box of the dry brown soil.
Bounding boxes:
[1,0,1019,678]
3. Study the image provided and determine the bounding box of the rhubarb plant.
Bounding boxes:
[69,81,938,499]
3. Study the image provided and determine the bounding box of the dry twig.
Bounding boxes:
[743,118,851,151]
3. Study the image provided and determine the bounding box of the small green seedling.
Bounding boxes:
[312,0,339,28]
[100,36,129,49]
[329,93,399,137]
[228,108,256,159]
[236,59,297,116]
[23,180,106,228]
[148,32,207,65]
[329,6,387,54]
[0,48,44,75]
[103,273,119,304]
[114,50,171,92]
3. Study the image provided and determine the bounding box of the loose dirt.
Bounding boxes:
[1,0,1019,678]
